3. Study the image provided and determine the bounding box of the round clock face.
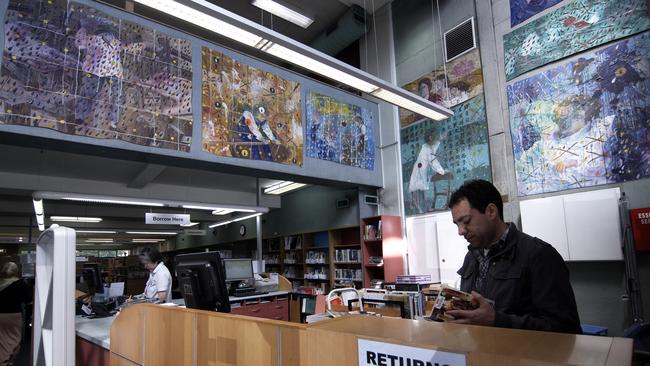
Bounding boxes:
[239,224,246,236]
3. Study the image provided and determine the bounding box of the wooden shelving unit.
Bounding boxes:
[361,215,404,288]
[262,226,363,292]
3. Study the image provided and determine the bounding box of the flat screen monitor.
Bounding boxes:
[82,263,103,295]
[224,259,254,281]
[174,251,230,312]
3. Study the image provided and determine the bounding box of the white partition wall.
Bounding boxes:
[406,211,468,285]
[520,187,623,261]
[33,226,76,366]
[406,215,440,282]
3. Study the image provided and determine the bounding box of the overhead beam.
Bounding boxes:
[127,164,167,189]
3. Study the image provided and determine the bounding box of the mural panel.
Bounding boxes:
[509,0,562,27]
[507,32,650,196]
[400,48,483,128]
[504,0,650,81]
[401,95,491,215]
[201,47,302,165]
[305,92,374,170]
[0,0,193,151]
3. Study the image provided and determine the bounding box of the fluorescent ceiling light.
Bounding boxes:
[209,213,262,228]
[126,231,178,235]
[182,205,256,215]
[33,199,43,215]
[212,209,235,215]
[132,238,167,242]
[251,0,314,28]
[135,0,263,47]
[85,239,114,243]
[76,230,117,234]
[132,0,453,121]
[180,222,200,227]
[50,216,103,223]
[371,88,448,121]
[264,181,306,195]
[61,197,165,207]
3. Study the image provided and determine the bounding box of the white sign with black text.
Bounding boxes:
[358,339,466,366]
[145,213,190,225]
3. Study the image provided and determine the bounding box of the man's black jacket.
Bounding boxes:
[457,224,582,333]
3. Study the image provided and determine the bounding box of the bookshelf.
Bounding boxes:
[361,215,404,288]
[262,226,363,292]
[330,226,363,289]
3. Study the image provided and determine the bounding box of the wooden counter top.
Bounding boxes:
[306,315,631,366]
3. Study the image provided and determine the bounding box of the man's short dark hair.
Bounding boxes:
[448,179,504,221]
[139,246,162,264]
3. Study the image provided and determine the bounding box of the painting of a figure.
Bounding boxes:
[400,49,483,128]
[504,0,650,81]
[507,31,650,196]
[509,0,562,27]
[401,95,491,215]
[305,92,374,170]
[201,47,303,165]
[0,0,193,151]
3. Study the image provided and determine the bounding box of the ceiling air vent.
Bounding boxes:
[444,17,476,62]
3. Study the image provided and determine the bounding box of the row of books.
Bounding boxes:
[305,269,328,279]
[368,256,383,265]
[334,269,362,281]
[363,221,382,240]
[305,251,327,264]
[335,249,361,263]
[262,254,281,264]
[284,235,302,250]
[396,274,432,284]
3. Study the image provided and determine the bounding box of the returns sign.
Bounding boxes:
[358,339,466,366]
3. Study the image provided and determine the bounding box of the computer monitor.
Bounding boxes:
[82,263,103,295]
[224,259,254,281]
[174,251,230,313]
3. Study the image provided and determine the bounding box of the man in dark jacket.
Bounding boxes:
[445,179,582,334]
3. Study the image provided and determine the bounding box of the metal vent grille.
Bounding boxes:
[444,17,476,62]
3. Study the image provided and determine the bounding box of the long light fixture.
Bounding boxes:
[61,197,165,207]
[131,0,453,121]
[76,230,118,234]
[181,205,255,215]
[132,238,167,242]
[33,199,45,231]
[51,216,103,223]
[209,213,263,228]
[126,231,178,235]
[180,222,200,227]
[264,181,306,195]
[85,238,114,243]
[251,0,314,28]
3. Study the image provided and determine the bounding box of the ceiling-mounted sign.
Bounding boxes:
[145,213,190,225]
[358,339,466,366]
[183,229,206,236]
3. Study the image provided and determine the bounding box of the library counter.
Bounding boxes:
[108,303,631,366]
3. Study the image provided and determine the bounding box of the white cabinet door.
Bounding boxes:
[564,188,623,260]
[405,215,440,282]
[520,195,570,260]
[519,187,622,261]
[434,211,468,286]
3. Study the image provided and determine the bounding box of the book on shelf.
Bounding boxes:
[396,274,433,284]
[363,222,382,240]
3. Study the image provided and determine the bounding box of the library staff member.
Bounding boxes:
[139,247,172,303]
[445,180,582,334]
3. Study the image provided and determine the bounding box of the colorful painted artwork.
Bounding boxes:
[201,47,302,165]
[510,0,562,27]
[504,0,650,81]
[0,0,193,151]
[507,32,650,196]
[401,95,491,215]
[399,48,483,128]
[305,92,374,170]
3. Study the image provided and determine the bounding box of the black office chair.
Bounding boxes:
[625,322,650,366]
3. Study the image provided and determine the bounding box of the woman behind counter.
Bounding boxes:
[139,247,172,303]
